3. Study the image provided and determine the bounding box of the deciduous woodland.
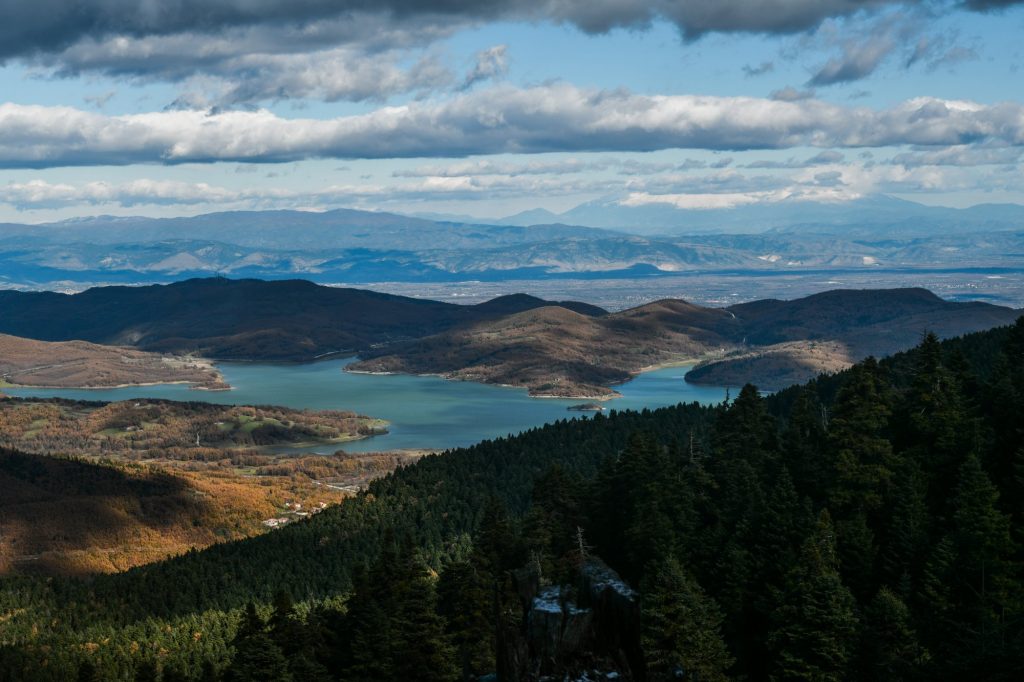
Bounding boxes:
[0,399,403,576]
[1,319,1022,679]
[0,398,385,456]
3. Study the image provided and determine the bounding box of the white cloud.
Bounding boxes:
[1,85,1023,169]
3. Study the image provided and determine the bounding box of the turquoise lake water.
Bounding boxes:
[4,359,728,453]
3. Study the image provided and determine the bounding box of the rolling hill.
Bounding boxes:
[0,334,226,389]
[1,278,1018,393]
[0,278,606,361]
[351,288,1021,394]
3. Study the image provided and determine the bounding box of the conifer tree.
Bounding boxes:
[948,454,1016,623]
[898,332,972,504]
[858,587,928,681]
[437,559,495,678]
[782,388,830,501]
[224,633,292,682]
[641,556,733,682]
[390,555,459,682]
[827,358,895,516]
[881,461,930,597]
[133,660,159,682]
[712,384,778,470]
[768,510,859,682]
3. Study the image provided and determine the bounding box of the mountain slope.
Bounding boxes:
[0,278,608,361]
[683,288,1023,388]
[0,334,225,389]
[351,288,1021,394]
[350,299,742,397]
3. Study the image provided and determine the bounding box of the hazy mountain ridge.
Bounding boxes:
[2,201,1023,288]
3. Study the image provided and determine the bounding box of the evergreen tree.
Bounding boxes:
[268,590,306,658]
[827,358,895,516]
[341,564,399,680]
[768,510,859,682]
[782,388,830,502]
[897,332,972,505]
[437,559,495,679]
[835,511,878,601]
[948,454,1017,625]
[76,659,102,682]
[712,384,778,471]
[881,460,930,596]
[858,587,928,681]
[224,633,292,682]
[133,660,159,682]
[641,556,733,682]
[390,556,459,682]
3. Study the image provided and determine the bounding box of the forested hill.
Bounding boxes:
[2,319,1024,680]
[0,278,606,360]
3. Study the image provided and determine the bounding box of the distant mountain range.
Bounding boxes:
[1,198,1022,288]
[1,278,1017,395]
[492,194,1024,235]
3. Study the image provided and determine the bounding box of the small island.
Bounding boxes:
[567,402,605,412]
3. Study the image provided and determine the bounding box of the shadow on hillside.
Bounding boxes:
[0,447,213,577]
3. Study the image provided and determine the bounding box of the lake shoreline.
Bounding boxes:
[5,358,728,454]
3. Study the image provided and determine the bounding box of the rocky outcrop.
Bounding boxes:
[499,557,643,681]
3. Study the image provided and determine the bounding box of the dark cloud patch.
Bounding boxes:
[6,0,1012,63]
[963,0,1024,9]
[808,30,896,85]
[459,45,509,91]
[1,1,1016,107]
[771,86,816,101]
[743,61,775,77]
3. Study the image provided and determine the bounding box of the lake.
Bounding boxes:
[4,359,728,453]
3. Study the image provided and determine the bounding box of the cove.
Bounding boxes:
[3,358,728,453]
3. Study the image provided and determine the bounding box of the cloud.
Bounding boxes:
[807,9,912,86]
[743,61,775,77]
[744,150,846,168]
[963,1,1024,9]
[83,90,116,109]
[5,154,1018,212]
[7,1,1022,64]
[3,2,1016,106]
[890,145,1024,167]
[0,179,248,209]
[770,86,816,101]
[0,1,910,62]
[1,86,1023,169]
[807,8,982,87]
[394,158,605,178]
[809,31,897,85]
[460,45,509,91]
[33,20,458,106]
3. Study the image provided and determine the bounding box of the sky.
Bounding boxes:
[0,0,1023,223]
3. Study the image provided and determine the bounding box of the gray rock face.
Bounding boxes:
[528,586,595,666]
[500,557,644,680]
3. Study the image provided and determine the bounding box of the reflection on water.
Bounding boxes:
[4,358,727,453]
